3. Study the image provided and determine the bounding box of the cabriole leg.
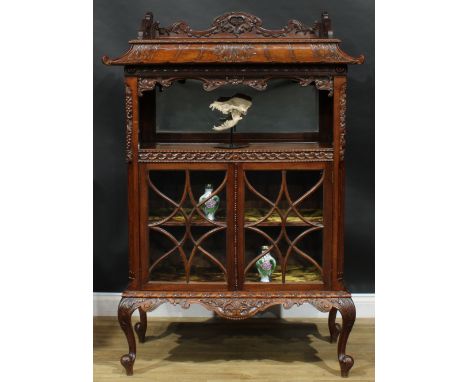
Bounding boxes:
[134,307,148,343]
[118,298,138,376]
[118,299,137,375]
[117,297,163,375]
[336,298,356,377]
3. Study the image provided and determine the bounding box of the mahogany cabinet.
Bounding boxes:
[103,10,364,377]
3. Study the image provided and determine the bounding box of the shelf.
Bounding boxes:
[141,142,332,150]
[245,266,322,283]
[148,209,322,227]
[245,209,323,227]
[150,268,226,283]
[148,215,226,227]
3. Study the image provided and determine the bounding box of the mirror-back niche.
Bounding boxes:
[155,79,319,137]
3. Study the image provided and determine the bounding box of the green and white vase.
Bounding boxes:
[198,184,220,221]
[256,245,276,282]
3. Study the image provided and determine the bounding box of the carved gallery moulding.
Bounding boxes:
[137,149,334,163]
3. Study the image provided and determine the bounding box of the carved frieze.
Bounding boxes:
[201,77,268,91]
[138,150,334,163]
[136,73,333,94]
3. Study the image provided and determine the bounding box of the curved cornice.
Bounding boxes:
[103,11,364,66]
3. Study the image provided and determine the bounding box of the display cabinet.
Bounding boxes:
[103,10,364,377]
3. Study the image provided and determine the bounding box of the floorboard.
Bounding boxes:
[94,316,374,381]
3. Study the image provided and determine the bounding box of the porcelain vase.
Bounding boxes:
[256,245,276,282]
[198,184,220,221]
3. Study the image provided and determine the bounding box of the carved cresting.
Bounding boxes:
[138,11,319,39]
[125,85,133,162]
[339,82,347,161]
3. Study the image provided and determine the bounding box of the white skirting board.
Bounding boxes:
[93,293,374,318]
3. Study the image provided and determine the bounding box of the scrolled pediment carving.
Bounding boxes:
[138,11,321,39]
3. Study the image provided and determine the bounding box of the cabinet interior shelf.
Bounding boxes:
[139,142,333,152]
[150,266,322,283]
[148,209,323,227]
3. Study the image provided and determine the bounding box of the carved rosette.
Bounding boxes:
[339,82,347,161]
[125,85,133,162]
[138,150,333,163]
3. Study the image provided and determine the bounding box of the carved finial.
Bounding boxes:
[138,12,154,39]
[320,11,333,38]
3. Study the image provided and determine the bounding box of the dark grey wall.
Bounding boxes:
[94,0,374,293]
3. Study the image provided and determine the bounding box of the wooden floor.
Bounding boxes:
[94,316,374,381]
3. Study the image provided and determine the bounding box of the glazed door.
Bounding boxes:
[237,162,332,290]
[139,163,235,290]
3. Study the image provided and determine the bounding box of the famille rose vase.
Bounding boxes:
[198,184,220,221]
[256,245,277,282]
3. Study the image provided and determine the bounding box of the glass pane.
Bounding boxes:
[244,170,324,284]
[156,79,319,134]
[147,169,227,283]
